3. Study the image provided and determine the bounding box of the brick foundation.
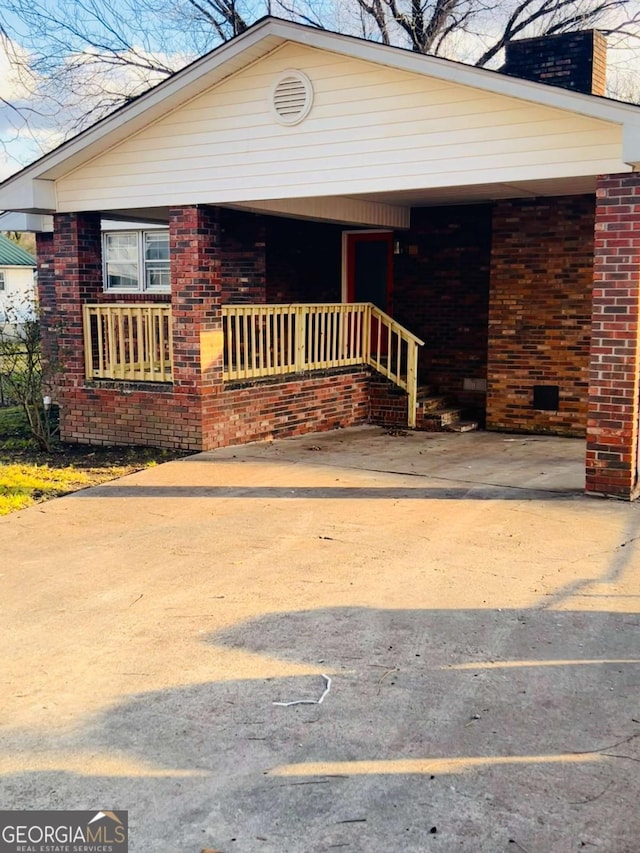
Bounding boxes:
[586,174,640,499]
[60,369,370,450]
[205,368,370,448]
[60,385,203,450]
[369,377,409,427]
[486,195,594,437]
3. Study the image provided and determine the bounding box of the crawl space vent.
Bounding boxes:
[271,70,313,126]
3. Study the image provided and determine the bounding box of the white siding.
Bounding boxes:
[56,42,625,212]
[0,266,37,322]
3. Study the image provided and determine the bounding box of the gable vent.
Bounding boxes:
[270,70,313,126]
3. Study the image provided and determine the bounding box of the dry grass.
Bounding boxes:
[0,406,185,515]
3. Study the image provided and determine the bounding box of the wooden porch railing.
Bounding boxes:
[368,305,423,426]
[222,303,424,427]
[81,301,424,427]
[83,303,173,382]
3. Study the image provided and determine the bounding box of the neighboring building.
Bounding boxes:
[0,19,639,498]
[0,233,36,325]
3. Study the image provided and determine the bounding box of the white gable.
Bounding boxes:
[52,40,626,214]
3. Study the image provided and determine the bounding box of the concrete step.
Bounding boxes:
[417,394,450,412]
[445,420,479,433]
[418,407,464,428]
[416,385,436,397]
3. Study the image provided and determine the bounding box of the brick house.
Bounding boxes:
[1,19,640,498]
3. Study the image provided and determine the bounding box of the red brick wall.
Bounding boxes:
[587,174,640,499]
[266,218,343,303]
[60,385,204,450]
[220,209,267,303]
[392,205,491,410]
[203,368,370,448]
[486,195,594,436]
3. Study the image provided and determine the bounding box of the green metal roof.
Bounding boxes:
[0,233,36,266]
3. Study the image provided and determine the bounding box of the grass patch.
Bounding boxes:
[0,406,186,515]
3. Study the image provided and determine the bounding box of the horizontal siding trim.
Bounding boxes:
[57,158,625,211]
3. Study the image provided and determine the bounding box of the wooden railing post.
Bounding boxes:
[82,305,94,380]
[406,341,419,429]
[363,303,371,364]
[294,304,306,372]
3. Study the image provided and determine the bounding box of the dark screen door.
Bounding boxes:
[346,232,393,312]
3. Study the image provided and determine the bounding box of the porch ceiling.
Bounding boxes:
[101,175,598,231]
[220,174,598,227]
[332,174,598,209]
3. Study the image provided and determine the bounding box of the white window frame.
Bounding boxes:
[0,271,5,291]
[102,229,170,293]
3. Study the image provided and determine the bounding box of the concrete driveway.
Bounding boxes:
[2,427,639,852]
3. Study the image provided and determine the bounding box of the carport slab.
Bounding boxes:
[1,427,639,852]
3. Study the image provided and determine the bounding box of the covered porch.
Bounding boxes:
[3,18,640,499]
[31,175,640,501]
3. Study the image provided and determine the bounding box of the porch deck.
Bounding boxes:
[205,424,586,496]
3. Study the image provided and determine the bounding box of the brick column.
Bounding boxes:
[587,174,640,499]
[169,205,223,395]
[53,213,102,389]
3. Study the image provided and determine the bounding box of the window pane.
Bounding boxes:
[145,264,170,290]
[107,262,138,289]
[105,232,138,261]
[145,231,169,261]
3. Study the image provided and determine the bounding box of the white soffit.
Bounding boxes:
[349,175,600,207]
[0,212,53,232]
[230,196,410,228]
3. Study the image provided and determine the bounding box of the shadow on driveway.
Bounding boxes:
[3,606,639,852]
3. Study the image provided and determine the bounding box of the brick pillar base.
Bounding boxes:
[587,174,640,499]
[170,205,223,448]
[52,213,102,441]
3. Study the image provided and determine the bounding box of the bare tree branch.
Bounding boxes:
[0,0,639,178]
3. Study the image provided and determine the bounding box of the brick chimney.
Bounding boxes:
[502,30,607,96]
